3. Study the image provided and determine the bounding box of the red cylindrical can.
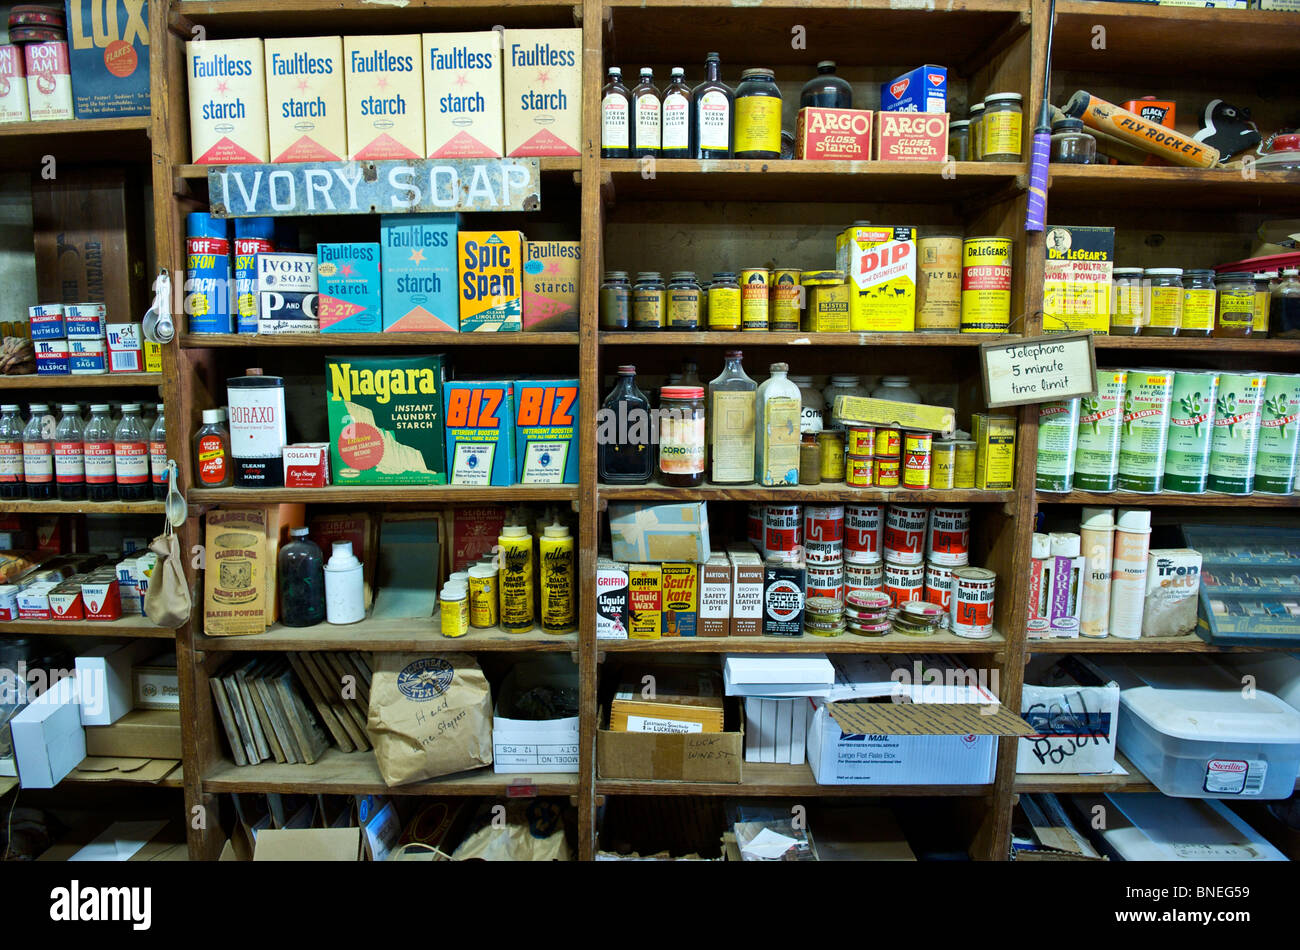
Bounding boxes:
[844,504,883,563]
[883,504,927,565]
[884,561,925,607]
[927,506,971,566]
[763,503,802,557]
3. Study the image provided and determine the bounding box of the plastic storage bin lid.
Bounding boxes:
[1122,687,1300,744]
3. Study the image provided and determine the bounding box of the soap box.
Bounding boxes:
[257,291,319,334]
[344,34,423,160]
[186,38,269,163]
[458,230,523,332]
[423,31,503,158]
[256,252,317,293]
[609,502,711,563]
[881,65,947,114]
[65,0,150,118]
[0,44,29,122]
[515,378,578,484]
[264,36,346,162]
[502,28,581,157]
[317,242,382,333]
[283,443,330,488]
[522,240,580,331]
[25,41,73,121]
[380,213,459,332]
[443,380,517,486]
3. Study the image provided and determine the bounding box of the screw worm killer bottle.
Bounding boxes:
[691,52,732,159]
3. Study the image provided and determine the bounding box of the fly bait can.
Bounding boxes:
[1117,370,1175,493]
[960,236,1012,333]
[1073,369,1128,492]
[771,269,801,330]
[951,566,996,639]
[916,235,962,331]
[902,430,932,489]
[1207,373,1266,494]
[740,268,770,330]
[1164,370,1219,494]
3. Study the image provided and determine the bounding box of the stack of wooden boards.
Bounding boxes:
[210,652,374,766]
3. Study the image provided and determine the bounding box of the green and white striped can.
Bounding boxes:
[1255,373,1300,494]
[1163,370,1219,494]
[1035,398,1080,492]
[1073,369,1127,492]
[1207,372,1266,495]
[1117,369,1175,493]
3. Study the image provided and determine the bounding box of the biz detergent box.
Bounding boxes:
[380,214,459,332]
[265,36,346,162]
[1043,225,1113,334]
[317,242,382,333]
[65,0,150,118]
[423,31,503,158]
[326,354,448,485]
[502,28,581,157]
[442,379,517,486]
[522,240,580,331]
[459,230,523,332]
[344,34,423,160]
[515,378,578,484]
[186,38,269,164]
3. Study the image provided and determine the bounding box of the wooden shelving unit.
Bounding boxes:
[0,373,163,389]
[0,618,176,639]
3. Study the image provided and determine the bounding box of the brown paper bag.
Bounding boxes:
[366,653,493,786]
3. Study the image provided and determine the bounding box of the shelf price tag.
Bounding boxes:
[980,332,1098,409]
[207,159,542,217]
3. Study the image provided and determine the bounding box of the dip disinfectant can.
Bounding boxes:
[1207,373,1266,495]
[1164,370,1219,494]
[1073,369,1127,492]
[1255,374,1300,494]
[1035,398,1080,492]
[1118,370,1174,493]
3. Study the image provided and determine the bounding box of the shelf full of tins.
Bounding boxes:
[590,0,1046,861]
[151,0,593,859]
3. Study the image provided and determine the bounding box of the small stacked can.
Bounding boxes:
[844,425,879,487]
[845,590,891,636]
[803,504,844,606]
[30,303,109,376]
[893,600,946,636]
[805,596,845,637]
[2,4,72,123]
[843,503,884,597]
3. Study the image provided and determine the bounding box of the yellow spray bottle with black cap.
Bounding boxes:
[539,522,576,634]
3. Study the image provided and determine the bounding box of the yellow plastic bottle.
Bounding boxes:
[539,522,576,634]
[498,524,535,633]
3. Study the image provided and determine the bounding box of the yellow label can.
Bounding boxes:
[953,440,977,488]
[741,268,770,330]
[875,427,901,459]
[960,236,1013,333]
[1182,287,1216,333]
[440,590,469,638]
[931,440,956,488]
[846,426,876,457]
[818,429,845,481]
[771,269,801,330]
[708,284,741,330]
[874,457,901,488]
[735,95,782,155]
[468,566,499,628]
[845,455,874,487]
[803,270,850,332]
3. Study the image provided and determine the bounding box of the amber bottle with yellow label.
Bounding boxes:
[734,68,782,159]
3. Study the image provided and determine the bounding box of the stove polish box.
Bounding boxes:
[0,44,30,122]
[502,28,581,157]
[344,34,423,160]
[65,0,150,119]
[522,240,580,331]
[380,213,459,331]
[423,31,503,158]
[186,38,268,163]
[442,379,517,486]
[458,230,522,332]
[264,36,346,162]
[514,378,578,484]
[25,41,73,121]
[317,242,382,333]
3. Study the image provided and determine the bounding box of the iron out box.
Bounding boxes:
[442,379,517,486]
[317,242,381,333]
[514,378,578,484]
[380,213,459,332]
[64,0,150,118]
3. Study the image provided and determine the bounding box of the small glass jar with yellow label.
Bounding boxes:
[1214,272,1255,338]
[981,93,1022,163]
[667,271,701,329]
[632,272,665,329]
[1141,267,1183,336]
[600,271,631,330]
[733,68,782,160]
[707,272,741,330]
[1180,269,1216,337]
[1109,267,1146,335]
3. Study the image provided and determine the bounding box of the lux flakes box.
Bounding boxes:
[65,0,150,119]
[344,34,423,160]
[265,36,346,162]
[423,31,503,158]
[522,240,580,331]
[459,230,522,332]
[503,28,581,157]
[515,378,578,484]
[443,380,517,486]
[187,38,268,163]
[381,213,459,332]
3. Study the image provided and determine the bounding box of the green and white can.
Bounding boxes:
[1207,372,1266,495]
[1074,369,1127,492]
[1163,370,1219,494]
[1255,373,1300,494]
[1035,398,1081,492]
[1117,369,1175,493]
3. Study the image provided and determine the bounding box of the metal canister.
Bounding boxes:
[803,505,844,564]
[845,455,874,487]
[927,507,971,566]
[746,503,765,548]
[846,425,876,457]
[960,236,1013,333]
[771,269,801,330]
[844,560,883,593]
[883,504,928,565]
[875,427,901,458]
[902,430,932,489]
[818,429,845,481]
[762,503,802,556]
[802,270,850,332]
[916,235,963,331]
[931,440,956,488]
[844,504,883,563]
[874,457,900,487]
[740,268,770,330]
[806,561,844,601]
[884,561,925,607]
[951,566,996,639]
[923,561,954,624]
[953,439,977,488]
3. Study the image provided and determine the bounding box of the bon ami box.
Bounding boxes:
[317,243,381,333]
[876,112,948,162]
[0,44,29,122]
[65,0,150,119]
[795,108,873,161]
[881,65,947,114]
[442,379,517,486]
[344,34,423,160]
[608,502,711,563]
[380,213,459,332]
[1044,225,1114,334]
[522,240,580,331]
[838,224,916,332]
[25,41,72,121]
[326,354,448,485]
[515,378,578,484]
[459,230,523,332]
[186,38,269,164]
[502,28,581,157]
[264,36,346,162]
[423,32,503,158]
[807,654,1033,785]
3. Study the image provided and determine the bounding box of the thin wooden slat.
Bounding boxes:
[596,762,989,798]
[0,618,176,638]
[1039,490,1300,509]
[0,500,163,514]
[600,332,1013,347]
[179,332,578,348]
[601,628,1005,653]
[599,482,1015,503]
[0,373,163,389]
[189,485,579,505]
[196,617,576,652]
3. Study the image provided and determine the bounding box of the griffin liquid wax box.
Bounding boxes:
[596,557,629,640]
[317,242,381,333]
[264,36,346,162]
[522,240,580,331]
[381,213,459,332]
[459,231,523,332]
[344,34,423,160]
[503,28,581,157]
[423,32,503,158]
[443,380,517,486]
[186,38,269,164]
[515,378,578,484]
[65,1,150,119]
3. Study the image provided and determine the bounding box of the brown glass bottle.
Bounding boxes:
[691,52,732,160]
[631,67,661,158]
[601,66,631,159]
[598,366,654,484]
[661,67,692,158]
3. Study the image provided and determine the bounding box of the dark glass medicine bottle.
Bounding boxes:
[598,365,653,484]
[691,52,732,160]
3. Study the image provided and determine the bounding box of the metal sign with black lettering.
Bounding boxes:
[980,332,1098,408]
[207,159,542,217]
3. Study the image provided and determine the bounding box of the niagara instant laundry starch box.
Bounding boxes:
[264,36,346,162]
[186,38,269,163]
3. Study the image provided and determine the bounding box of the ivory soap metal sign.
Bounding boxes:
[980,332,1098,408]
[207,159,541,217]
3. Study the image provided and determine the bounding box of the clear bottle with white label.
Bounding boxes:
[53,404,85,502]
[692,52,733,160]
[84,404,117,502]
[632,67,662,158]
[601,66,631,158]
[22,404,54,501]
[708,350,756,485]
[661,67,692,158]
[150,403,167,500]
[788,375,825,433]
[0,404,24,499]
[114,403,150,502]
[755,362,802,487]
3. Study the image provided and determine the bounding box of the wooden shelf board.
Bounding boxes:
[1027,635,1274,654]
[603,160,1025,203]
[597,761,989,797]
[600,332,1014,347]
[189,485,578,505]
[0,373,162,389]
[1048,165,1300,214]
[176,156,581,180]
[0,617,175,638]
[0,116,149,137]
[1037,490,1299,508]
[0,499,162,514]
[1092,336,1300,355]
[601,628,1005,653]
[180,331,578,348]
[1013,753,1155,794]
[174,0,580,34]
[599,481,1014,503]
[204,748,577,796]
[197,617,574,652]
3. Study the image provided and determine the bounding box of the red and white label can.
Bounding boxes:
[884,560,925,607]
[927,506,971,566]
[951,566,996,639]
[763,504,802,557]
[883,504,927,566]
[806,561,844,601]
[0,44,28,122]
[844,559,883,593]
[747,503,765,548]
[24,41,71,121]
[844,504,883,563]
[924,561,954,626]
[803,504,844,564]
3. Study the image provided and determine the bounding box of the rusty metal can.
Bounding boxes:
[875,427,901,458]
[818,429,845,481]
[845,425,876,457]
[902,430,933,489]
[874,457,901,488]
[845,454,874,487]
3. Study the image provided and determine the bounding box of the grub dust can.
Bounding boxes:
[960,236,1012,333]
[1164,370,1219,494]
[1117,370,1175,493]
[806,561,844,600]
[803,505,845,564]
[927,507,970,567]
[883,504,928,566]
[1208,373,1266,495]
[844,504,883,563]
[1255,373,1300,494]
[884,561,925,607]
[902,430,932,489]
[924,561,954,625]
[763,503,802,556]
[1074,369,1128,492]
[951,566,996,639]
[1035,398,1080,492]
[845,559,883,592]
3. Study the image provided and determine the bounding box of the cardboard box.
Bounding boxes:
[81,574,121,620]
[326,354,448,485]
[445,506,504,575]
[12,676,83,788]
[458,230,523,332]
[38,820,189,861]
[597,699,743,782]
[1012,794,1104,861]
[134,652,179,710]
[730,549,764,636]
[514,378,578,484]
[106,322,143,372]
[84,709,182,760]
[876,111,948,162]
[881,64,947,113]
[806,654,1034,785]
[186,37,268,163]
[264,36,346,162]
[65,1,149,118]
[317,242,382,333]
[203,507,268,636]
[423,31,503,158]
[610,664,725,733]
[522,240,580,331]
[75,640,154,726]
[627,563,661,640]
[17,582,57,620]
[25,41,73,121]
[257,291,318,334]
[344,34,423,159]
[724,653,835,698]
[443,379,517,486]
[973,413,1016,490]
[839,224,916,331]
[596,557,629,640]
[380,214,459,332]
[795,107,873,161]
[502,29,581,157]
[698,554,731,637]
[1043,225,1114,334]
[832,395,955,435]
[492,658,579,774]
[48,580,83,621]
[0,44,29,122]
[283,443,330,488]
[609,502,711,563]
[1017,681,1121,774]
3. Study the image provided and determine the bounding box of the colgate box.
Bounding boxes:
[876,112,949,162]
[82,571,122,621]
[283,443,330,488]
[795,108,873,161]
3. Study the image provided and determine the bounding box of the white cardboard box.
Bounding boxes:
[12,676,84,789]
[1016,682,1120,774]
[724,653,835,698]
[75,641,154,726]
[492,657,579,774]
[502,29,581,157]
[423,32,504,158]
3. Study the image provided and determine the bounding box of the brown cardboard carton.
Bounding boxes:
[729,548,764,637]
[597,699,744,782]
[204,508,268,637]
[699,554,732,637]
[84,709,182,759]
[610,665,724,733]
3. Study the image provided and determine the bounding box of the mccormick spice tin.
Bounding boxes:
[902,430,932,488]
[874,457,900,488]
[951,566,996,638]
[844,505,883,562]
[65,303,106,339]
[69,339,107,375]
[846,426,876,457]
[845,454,873,487]
[35,340,70,375]
[884,560,925,607]
[883,504,927,565]
[28,304,65,340]
[927,507,971,566]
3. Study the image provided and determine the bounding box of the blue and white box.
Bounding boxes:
[443,379,517,486]
[318,242,382,333]
[29,305,65,341]
[64,1,150,119]
[380,213,459,332]
[881,65,947,114]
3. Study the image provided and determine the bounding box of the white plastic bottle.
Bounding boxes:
[323,541,365,625]
[1108,508,1151,640]
[1078,507,1115,639]
[755,362,802,486]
